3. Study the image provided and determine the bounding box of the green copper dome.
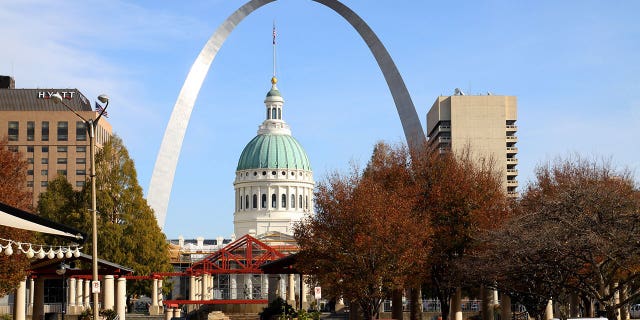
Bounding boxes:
[237,134,312,171]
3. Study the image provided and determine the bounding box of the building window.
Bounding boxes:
[27,181,34,187]
[262,194,267,208]
[76,170,86,175]
[271,108,277,120]
[27,158,34,164]
[27,170,34,176]
[8,146,18,152]
[57,170,67,176]
[27,121,35,141]
[76,181,85,187]
[41,121,49,141]
[76,146,86,153]
[41,170,48,176]
[41,181,48,187]
[76,121,87,141]
[305,196,309,210]
[41,158,48,164]
[57,121,68,141]
[8,121,18,141]
[239,195,243,209]
[252,194,257,209]
[282,194,287,208]
[57,158,67,164]
[299,195,303,209]
[27,146,34,153]
[291,194,296,208]
[271,194,276,208]
[245,195,249,209]
[42,146,49,153]
[57,146,67,153]
[76,158,86,164]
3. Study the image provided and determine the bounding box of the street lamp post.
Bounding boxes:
[51,93,109,320]
[56,263,68,320]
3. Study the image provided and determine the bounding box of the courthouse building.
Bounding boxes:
[0,76,112,206]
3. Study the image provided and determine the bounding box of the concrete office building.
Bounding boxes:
[0,76,112,206]
[426,90,518,197]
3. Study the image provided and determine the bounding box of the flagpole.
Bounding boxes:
[272,20,276,78]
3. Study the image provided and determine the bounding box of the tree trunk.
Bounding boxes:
[410,287,422,320]
[481,286,493,320]
[392,289,403,320]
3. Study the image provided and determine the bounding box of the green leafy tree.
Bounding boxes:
[0,138,33,295]
[38,135,172,295]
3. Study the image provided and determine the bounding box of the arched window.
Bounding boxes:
[299,195,303,209]
[266,108,270,119]
[245,195,249,209]
[271,194,277,208]
[282,194,287,208]
[272,108,277,120]
[291,194,296,208]
[239,195,242,209]
[305,195,309,210]
[277,108,282,119]
[261,194,267,208]
[252,194,257,209]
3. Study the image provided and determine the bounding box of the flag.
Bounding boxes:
[272,23,276,45]
[95,101,109,118]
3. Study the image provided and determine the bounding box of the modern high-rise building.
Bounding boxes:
[426,90,518,197]
[0,76,112,207]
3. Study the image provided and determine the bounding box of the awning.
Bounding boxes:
[0,201,86,243]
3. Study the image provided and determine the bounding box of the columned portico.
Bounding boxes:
[104,275,115,310]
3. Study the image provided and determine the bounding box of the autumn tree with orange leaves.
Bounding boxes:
[411,146,510,320]
[294,142,426,320]
[0,138,34,296]
[477,156,640,320]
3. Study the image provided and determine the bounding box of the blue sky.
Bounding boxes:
[1,0,638,240]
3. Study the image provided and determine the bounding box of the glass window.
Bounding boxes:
[299,195,303,209]
[41,181,48,187]
[282,194,287,208]
[41,158,48,164]
[27,146,34,152]
[76,158,86,164]
[27,121,35,141]
[27,158,34,164]
[41,170,48,176]
[8,146,18,152]
[76,170,86,175]
[76,181,85,187]
[76,121,87,141]
[41,121,49,141]
[27,170,34,175]
[77,146,86,153]
[261,194,267,208]
[271,194,276,208]
[57,170,67,176]
[291,194,296,208]
[8,121,18,141]
[57,146,67,152]
[245,195,249,209]
[252,194,257,209]
[42,146,49,153]
[27,181,34,187]
[57,121,68,141]
[271,108,277,120]
[239,195,243,209]
[57,158,67,164]
[306,196,309,210]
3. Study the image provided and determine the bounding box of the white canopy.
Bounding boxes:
[0,202,84,242]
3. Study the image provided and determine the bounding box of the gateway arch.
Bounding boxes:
[147,0,427,228]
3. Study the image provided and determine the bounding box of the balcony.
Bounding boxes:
[507,180,518,186]
[506,125,518,131]
[438,136,451,143]
[506,168,518,175]
[506,158,518,164]
[506,135,518,142]
[507,191,519,197]
[506,146,518,153]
